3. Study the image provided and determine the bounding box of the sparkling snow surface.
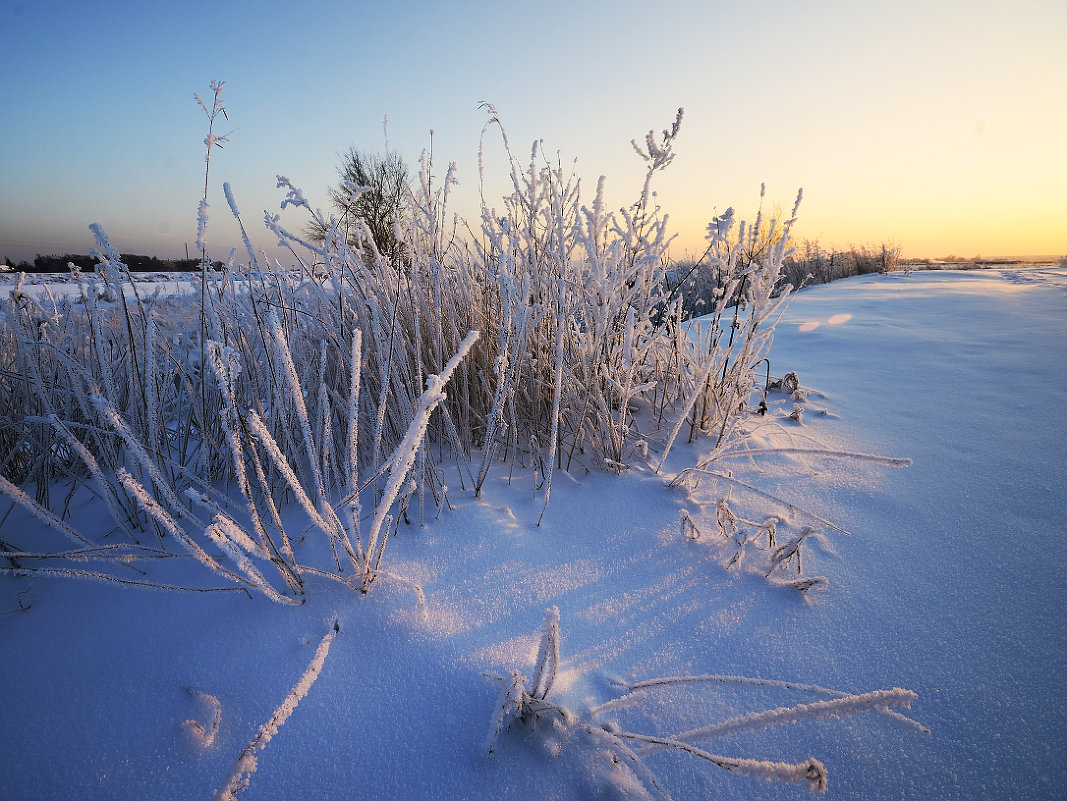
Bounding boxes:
[1,267,1064,800]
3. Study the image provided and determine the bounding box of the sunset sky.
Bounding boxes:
[1,0,1064,266]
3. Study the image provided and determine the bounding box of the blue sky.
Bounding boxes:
[2,0,1065,265]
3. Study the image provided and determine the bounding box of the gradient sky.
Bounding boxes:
[2,0,1064,266]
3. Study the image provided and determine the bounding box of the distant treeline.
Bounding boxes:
[2,254,219,273]
[665,241,905,320]
[779,241,902,288]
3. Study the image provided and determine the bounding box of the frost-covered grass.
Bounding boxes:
[486,607,925,797]
[0,93,808,604]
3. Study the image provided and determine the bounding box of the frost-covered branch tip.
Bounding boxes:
[631,107,684,168]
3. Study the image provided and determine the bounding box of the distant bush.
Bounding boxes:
[780,240,902,289]
[307,147,411,260]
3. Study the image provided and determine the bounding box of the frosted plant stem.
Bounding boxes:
[362,331,479,589]
[269,315,331,519]
[117,468,250,589]
[655,352,721,473]
[673,468,853,536]
[202,516,301,605]
[0,474,91,546]
[475,350,510,496]
[206,342,273,557]
[485,670,528,755]
[246,412,339,540]
[345,329,365,560]
[241,422,297,568]
[614,731,828,794]
[145,315,160,454]
[85,283,119,407]
[47,414,136,538]
[0,566,251,596]
[594,675,929,732]
[538,317,565,525]
[707,448,912,468]
[96,399,202,528]
[346,329,362,501]
[370,272,403,494]
[634,688,918,754]
[529,606,560,699]
[315,340,332,489]
[2,544,171,561]
[585,727,675,801]
[215,620,339,801]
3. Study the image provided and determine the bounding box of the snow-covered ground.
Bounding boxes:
[1,267,1064,800]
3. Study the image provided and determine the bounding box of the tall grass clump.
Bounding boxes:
[0,84,804,598]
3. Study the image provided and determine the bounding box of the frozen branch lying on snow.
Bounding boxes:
[214,620,339,800]
[613,729,828,794]
[633,688,920,754]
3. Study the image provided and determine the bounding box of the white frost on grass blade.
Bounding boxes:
[214,620,339,801]
[615,674,930,733]
[529,605,561,701]
[587,680,921,796]
[708,447,912,468]
[202,515,300,606]
[613,730,828,794]
[485,669,529,756]
[0,473,91,547]
[483,609,905,797]
[636,688,919,754]
[486,606,568,755]
[0,566,250,595]
[361,330,479,588]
